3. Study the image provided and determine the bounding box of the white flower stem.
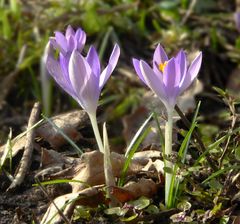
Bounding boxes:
[88,113,104,153]
[103,123,117,207]
[165,108,173,208]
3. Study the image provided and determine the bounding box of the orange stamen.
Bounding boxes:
[159,61,168,72]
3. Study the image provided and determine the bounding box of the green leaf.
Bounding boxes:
[98,26,113,61]
[125,113,153,157]
[2,11,12,39]
[235,146,240,160]
[159,1,179,10]
[168,101,201,208]
[120,213,138,222]
[0,128,13,172]
[194,126,240,166]
[145,204,159,214]
[163,166,173,174]
[202,165,240,184]
[211,203,222,215]
[119,113,152,186]
[128,196,150,210]
[208,179,222,190]
[73,206,91,221]
[219,215,230,224]
[10,0,20,17]
[212,86,226,98]
[33,179,90,187]
[177,200,191,211]
[104,207,128,216]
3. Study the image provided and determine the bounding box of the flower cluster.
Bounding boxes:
[45,25,203,209]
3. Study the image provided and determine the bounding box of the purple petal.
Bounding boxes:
[49,38,65,54]
[175,50,187,80]
[99,44,120,89]
[86,46,100,77]
[163,58,181,106]
[67,36,75,52]
[163,58,176,87]
[45,43,76,100]
[139,60,167,105]
[59,54,70,82]
[132,58,146,85]
[235,12,240,32]
[180,52,202,92]
[65,25,75,38]
[55,31,68,54]
[69,50,99,114]
[153,44,168,73]
[75,28,86,52]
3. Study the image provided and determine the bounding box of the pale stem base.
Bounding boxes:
[103,123,117,207]
[165,109,173,208]
[88,113,104,153]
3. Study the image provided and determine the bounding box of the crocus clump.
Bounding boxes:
[133,44,202,208]
[133,44,202,113]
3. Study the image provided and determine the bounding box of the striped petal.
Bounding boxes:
[132,58,147,85]
[99,44,120,89]
[180,52,202,93]
[153,44,168,74]
[86,46,100,78]
[139,60,167,105]
[69,50,99,114]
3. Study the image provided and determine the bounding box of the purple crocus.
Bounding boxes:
[45,26,120,115]
[45,26,120,153]
[133,44,202,112]
[49,25,86,56]
[133,44,202,208]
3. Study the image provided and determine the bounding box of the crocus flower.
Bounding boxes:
[45,26,120,116]
[45,26,120,154]
[133,44,202,112]
[133,44,202,208]
[49,25,86,56]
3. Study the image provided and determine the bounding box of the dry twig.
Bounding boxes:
[7,102,41,191]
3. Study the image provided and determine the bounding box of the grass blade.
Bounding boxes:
[168,101,200,207]
[202,165,240,184]
[119,126,151,187]
[125,113,153,157]
[0,128,13,172]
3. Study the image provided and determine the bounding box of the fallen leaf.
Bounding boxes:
[109,186,135,203]
[71,151,142,192]
[0,110,88,159]
[40,186,107,224]
[36,110,88,149]
[123,178,158,199]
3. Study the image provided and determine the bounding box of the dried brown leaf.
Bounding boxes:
[36,110,88,149]
[123,178,158,199]
[40,186,107,224]
[71,151,143,192]
[0,110,88,159]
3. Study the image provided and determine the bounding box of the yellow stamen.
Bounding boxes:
[159,61,168,72]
